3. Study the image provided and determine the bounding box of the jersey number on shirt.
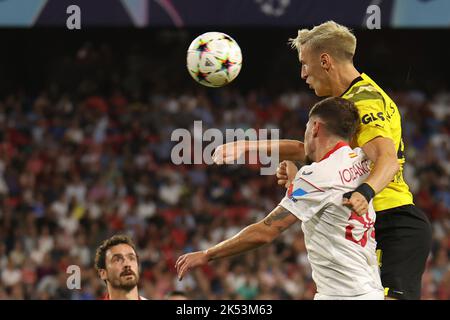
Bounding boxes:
[345,211,375,248]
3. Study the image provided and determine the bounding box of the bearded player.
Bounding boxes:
[95,234,147,300]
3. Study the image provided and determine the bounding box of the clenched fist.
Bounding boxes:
[277,160,298,188]
[212,141,246,164]
[342,192,369,216]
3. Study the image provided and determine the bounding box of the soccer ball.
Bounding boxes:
[186,32,242,88]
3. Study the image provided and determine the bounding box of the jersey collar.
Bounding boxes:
[320,141,349,161]
[339,75,364,97]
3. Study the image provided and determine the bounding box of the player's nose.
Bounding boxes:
[123,259,132,267]
[300,71,308,81]
[301,68,307,80]
[122,266,133,275]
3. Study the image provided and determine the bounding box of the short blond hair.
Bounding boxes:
[289,21,357,62]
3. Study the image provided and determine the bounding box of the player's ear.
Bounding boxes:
[319,53,331,70]
[312,121,320,138]
[99,269,107,281]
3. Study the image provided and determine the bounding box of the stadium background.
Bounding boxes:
[0,0,449,299]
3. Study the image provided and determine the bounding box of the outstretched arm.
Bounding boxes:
[212,140,305,164]
[175,206,298,280]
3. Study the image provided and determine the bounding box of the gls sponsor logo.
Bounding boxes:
[362,112,385,124]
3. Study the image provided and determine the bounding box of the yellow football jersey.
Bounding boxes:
[341,73,414,211]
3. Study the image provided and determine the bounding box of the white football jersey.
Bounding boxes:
[279,142,383,297]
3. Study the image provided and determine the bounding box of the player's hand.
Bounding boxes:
[342,192,369,216]
[277,161,297,188]
[212,142,246,164]
[276,161,288,187]
[175,251,208,281]
[285,161,298,186]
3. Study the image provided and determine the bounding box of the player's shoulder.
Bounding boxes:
[343,74,386,107]
[345,83,384,105]
[319,145,366,168]
[293,161,327,193]
[296,145,362,189]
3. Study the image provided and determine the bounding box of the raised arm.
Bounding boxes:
[175,206,298,280]
[362,137,400,193]
[212,139,305,164]
[343,137,400,215]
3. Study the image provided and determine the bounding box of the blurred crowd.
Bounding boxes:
[0,43,449,300]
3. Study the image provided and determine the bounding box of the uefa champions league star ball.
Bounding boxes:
[186,32,243,87]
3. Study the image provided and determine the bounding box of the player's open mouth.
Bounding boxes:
[121,271,135,277]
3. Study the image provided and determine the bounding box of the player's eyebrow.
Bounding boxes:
[111,253,137,260]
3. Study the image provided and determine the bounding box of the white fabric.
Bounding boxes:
[279,144,383,297]
[314,290,384,300]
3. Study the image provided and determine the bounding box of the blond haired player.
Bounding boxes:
[213,21,431,300]
[177,97,384,300]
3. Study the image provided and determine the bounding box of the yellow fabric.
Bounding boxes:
[376,249,382,268]
[342,73,413,211]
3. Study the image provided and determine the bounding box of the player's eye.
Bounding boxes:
[113,256,124,263]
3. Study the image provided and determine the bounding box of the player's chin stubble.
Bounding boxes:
[109,272,139,291]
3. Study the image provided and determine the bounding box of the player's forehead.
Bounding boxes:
[299,44,313,62]
[106,244,136,259]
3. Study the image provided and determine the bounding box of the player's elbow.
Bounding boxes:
[392,160,400,175]
[375,151,399,176]
[280,140,304,161]
[386,153,400,175]
[293,140,305,161]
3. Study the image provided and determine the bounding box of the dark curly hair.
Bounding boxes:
[94,234,138,272]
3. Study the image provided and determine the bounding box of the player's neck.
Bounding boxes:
[330,64,361,97]
[314,137,346,162]
[107,286,140,300]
